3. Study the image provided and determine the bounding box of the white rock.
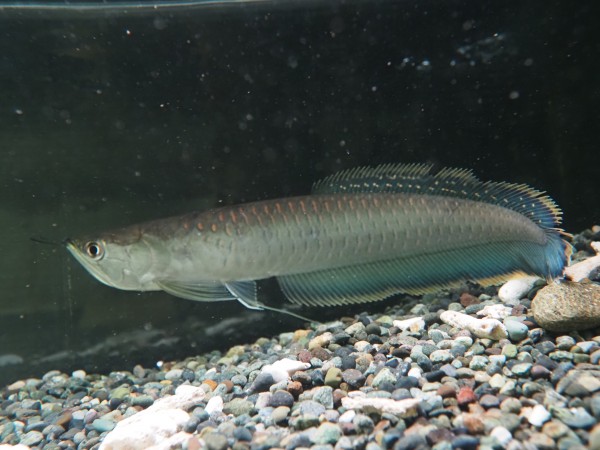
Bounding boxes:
[440,310,508,340]
[565,242,600,282]
[498,276,539,304]
[407,367,422,379]
[523,404,551,427]
[261,358,311,383]
[341,397,421,418]
[146,431,193,450]
[205,395,223,415]
[477,304,513,320]
[393,317,425,332]
[338,410,356,423]
[490,426,512,445]
[71,370,86,380]
[99,386,205,450]
[0,445,32,450]
[99,409,189,450]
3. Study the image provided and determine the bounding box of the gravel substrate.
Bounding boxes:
[2,229,600,450]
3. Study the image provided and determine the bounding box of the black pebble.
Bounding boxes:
[249,373,274,393]
[423,370,445,382]
[233,426,253,442]
[269,390,294,408]
[451,435,479,449]
[393,433,426,450]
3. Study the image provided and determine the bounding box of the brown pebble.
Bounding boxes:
[287,381,303,398]
[457,386,477,406]
[427,428,455,445]
[333,388,346,407]
[511,304,527,316]
[55,411,72,427]
[187,437,202,450]
[437,384,457,398]
[530,364,552,380]
[463,413,485,434]
[485,347,502,356]
[293,329,311,341]
[297,349,312,363]
[221,380,234,393]
[311,346,332,361]
[460,292,480,307]
[202,379,217,391]
[365,374,375,387]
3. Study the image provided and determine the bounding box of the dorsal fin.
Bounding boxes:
[312,163,562,230]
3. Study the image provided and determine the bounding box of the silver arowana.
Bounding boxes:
[66,164,570,316]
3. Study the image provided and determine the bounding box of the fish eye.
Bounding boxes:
[84,241,104,260]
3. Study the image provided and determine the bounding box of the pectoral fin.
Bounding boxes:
[156,279,236,302]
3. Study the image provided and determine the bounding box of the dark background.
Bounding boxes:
[0,0,598,385]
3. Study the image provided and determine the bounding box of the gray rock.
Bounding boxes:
[371,368,397,388]
[298,400,326,417]
[19,430,44,446]
[504,319,529,342]
[223,398,255,416]
[313,386,334,409]
[511,362,533,377]
[269,390,294,408]
[551,406,596,429]
[310,422,341,445]
[91,418,116,433]
[556,370,600,397]
[204,431,228,450]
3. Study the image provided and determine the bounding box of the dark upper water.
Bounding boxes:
[0,0,599,385]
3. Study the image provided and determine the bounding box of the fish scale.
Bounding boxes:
[66,163,570,317]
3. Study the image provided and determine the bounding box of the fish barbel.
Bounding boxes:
[66,163,570,314]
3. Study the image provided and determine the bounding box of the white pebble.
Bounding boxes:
[491,426,512,445]
[205,395,223,415]
[0,446,32,450]
[524,404,551,427]
[72,370,86,380]
[565,242,600,281]
[440,310,507,340]
[261,358,311,383]
[498,276,539,304]
[99,408,189,450]
[338,410,356,423]
[393,317,425,332]
[407,367,422,379]
[341,397,421,417]
[477,304,513,320]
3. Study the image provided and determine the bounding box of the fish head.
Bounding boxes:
[65,227,157,291]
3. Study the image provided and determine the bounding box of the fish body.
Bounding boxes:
[66,164,570,310]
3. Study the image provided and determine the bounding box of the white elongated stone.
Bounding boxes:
[498,276,539,304]
[341,396,421,418]
[98,386,205,450]
[440,310,507,340]
[393,317,425,332]
[565,242,600,282]
[477,304,513,320]
[261,358,311,383]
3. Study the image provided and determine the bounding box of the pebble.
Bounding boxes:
[532,281,600,331]
[556,369,600,396]
[499,276,539,303]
